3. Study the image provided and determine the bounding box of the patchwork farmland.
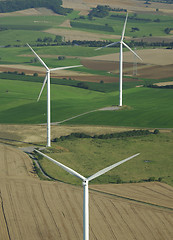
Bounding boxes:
[0,0,173,239]
[0,144,173,240]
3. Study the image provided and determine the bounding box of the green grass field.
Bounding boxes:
[0,78,173,129]
[36,132,173,186]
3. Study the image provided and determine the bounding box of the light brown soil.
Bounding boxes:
[154,81,173,86]
[91,182,173,209]
[43,28,125,41]
[0,8,57,17]
[59,19,72,28]
[0,124,142,144]
[89,48,173,66]
[63,0,173,13]
[0,64,91,77]
[0,143,173,240]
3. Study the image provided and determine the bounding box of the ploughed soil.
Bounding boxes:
[0,142,173,240]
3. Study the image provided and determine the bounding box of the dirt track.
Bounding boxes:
[0,142,173,240]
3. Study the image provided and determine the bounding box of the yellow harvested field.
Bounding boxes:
[0,64,90,77]
[154,81,173,86]
[43,28,125,41]
[0,144,173,239]
[88,48,173,66]
[91,182,173,209]
[0,124,140,144]
[0,8,56,17]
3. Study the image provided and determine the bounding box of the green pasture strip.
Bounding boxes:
[70,21,114,32]
[63,87,173,128]
[0,72,167,93]
[36,132,173,186]
[0,46,116,65]
[0,30,59,46]
[0,72,116,92]
[0,78,173,127]
[0,78,113,124]
[0,15,65,28]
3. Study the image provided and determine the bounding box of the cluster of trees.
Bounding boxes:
[0,0,73,15]
[131,27,140,32]
[37,35,62,43]
[88,5,127,20]
[52,129,158,142]
[88,5,110,19]
[4,38,173,49]
[164,28,173,34]
[110,14,154,22]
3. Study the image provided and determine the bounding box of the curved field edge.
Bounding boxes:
[35,132,173,187]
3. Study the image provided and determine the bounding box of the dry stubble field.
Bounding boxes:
[0,143,173,240]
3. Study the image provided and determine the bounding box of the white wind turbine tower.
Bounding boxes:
[35,149,140,240]
[27,44,82,147]
[96,13,142,107]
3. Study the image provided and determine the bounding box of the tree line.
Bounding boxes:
[52,129,159,142]
[0,0,73,15]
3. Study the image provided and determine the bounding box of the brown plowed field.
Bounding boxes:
[0,143,173,239]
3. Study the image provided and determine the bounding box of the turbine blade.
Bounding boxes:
[95,41,120,50]
[37,74,47,102]
[87,153,140,182]
[122,42,143,61]
[35,149,86,181]
[27,43,49,70]
[50,65,83,72]
[121,13,128,41]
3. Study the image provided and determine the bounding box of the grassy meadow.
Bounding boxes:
[0,77,173,129]
[36,131,173,187]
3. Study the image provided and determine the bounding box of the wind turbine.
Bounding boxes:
[96,13,142,107]
[27,44,82,147]
[35,149,140,240]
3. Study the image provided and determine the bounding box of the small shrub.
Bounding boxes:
[153,129,160,134]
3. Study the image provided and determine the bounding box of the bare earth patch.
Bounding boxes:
[43,28,124,41]
[59,19,72,28]
[0,8,57,17]
[0,64,91,77]
[154,81,173,86]
[88,48,173,66]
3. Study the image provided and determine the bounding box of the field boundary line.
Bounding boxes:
[90,188,173,212]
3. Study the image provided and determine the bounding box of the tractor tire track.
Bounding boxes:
[0,190,11,240]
